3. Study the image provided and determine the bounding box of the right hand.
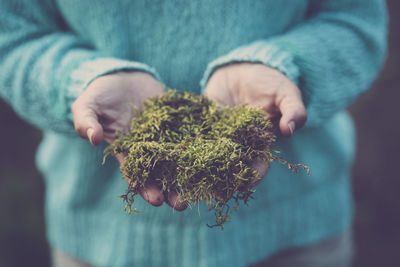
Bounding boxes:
[71,71,187,211]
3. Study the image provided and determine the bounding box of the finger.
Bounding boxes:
[166,191,187,211]
[115,154,126,165]
[276,88,307,137]
[71,101,104,145]
[138,183,165,207]
[262,106,281,122]
[250,158,270,187]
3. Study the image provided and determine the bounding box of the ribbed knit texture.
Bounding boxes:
[0,0,387,266]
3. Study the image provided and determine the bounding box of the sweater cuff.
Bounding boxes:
[200,41,300,93]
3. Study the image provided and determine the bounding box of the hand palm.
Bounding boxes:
[205,63,307,137]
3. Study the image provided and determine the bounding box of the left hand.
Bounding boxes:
[204,63,307,179]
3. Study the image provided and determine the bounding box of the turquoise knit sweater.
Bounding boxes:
[0,1,387,266]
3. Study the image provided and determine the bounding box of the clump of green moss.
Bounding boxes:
[104,90,309,229]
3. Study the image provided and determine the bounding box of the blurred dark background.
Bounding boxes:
[0,1,399,266]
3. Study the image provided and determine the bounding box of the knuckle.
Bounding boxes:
[152,199,164,207]
[71,101,79,114]
[74,123,86,138]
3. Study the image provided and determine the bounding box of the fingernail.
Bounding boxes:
[87,128,94,145]
[288,121,295,136]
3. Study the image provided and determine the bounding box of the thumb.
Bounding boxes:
[71,101,104,146]
[276,89,307,137]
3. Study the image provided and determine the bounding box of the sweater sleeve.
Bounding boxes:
[200,0,388,127]
[0,0,161,133]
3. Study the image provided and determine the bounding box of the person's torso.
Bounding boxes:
[56,0,309,91]
[40,0,356,218]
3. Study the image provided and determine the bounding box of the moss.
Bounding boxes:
[104,90,309,229]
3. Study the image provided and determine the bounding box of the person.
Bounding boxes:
[0,0,387,266]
